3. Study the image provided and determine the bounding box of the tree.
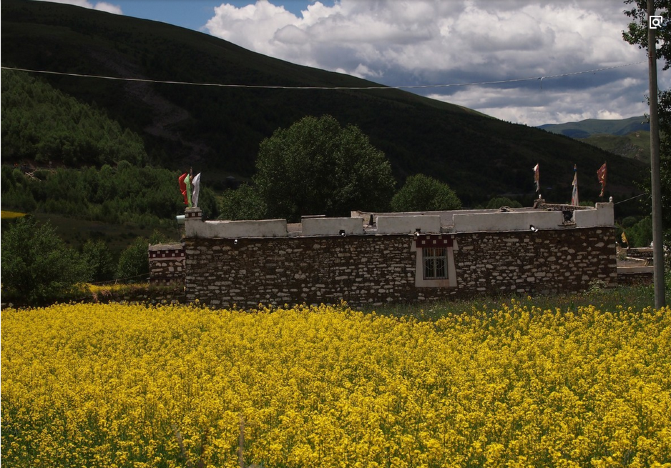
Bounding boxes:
[217,184,267,220]
[1,217,89,304]
[82,239,115,283]
[116,237,150,283]
[391,174,462,212]
[486,197,523,209]
[116,231,168,283]
[254,115,395,222]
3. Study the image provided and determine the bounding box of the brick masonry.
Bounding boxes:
[182,227,617,308]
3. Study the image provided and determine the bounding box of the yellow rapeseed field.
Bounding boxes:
[2,301,670,468]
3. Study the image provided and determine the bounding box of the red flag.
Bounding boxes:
[597,162,607,197]
[178,173,188,205]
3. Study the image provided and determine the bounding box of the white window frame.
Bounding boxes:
[411,237,458,288]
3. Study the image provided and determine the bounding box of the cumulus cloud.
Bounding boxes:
[204,0,666,126]
[37,0,122,14]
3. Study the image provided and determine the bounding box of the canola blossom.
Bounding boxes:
[2,302,671,467]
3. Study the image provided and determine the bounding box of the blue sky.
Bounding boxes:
[37,0,669,126]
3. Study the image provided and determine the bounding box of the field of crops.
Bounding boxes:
[2,301,670,468]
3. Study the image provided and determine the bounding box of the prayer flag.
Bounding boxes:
[533,163,540,192]
[621,231,628,245]
[571,164,579,206]
[192,173,201,207]
[178,173,188,205]
[185,174,192,208]
[597,162,607,197]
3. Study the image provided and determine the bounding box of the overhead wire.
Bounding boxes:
[0,61,647,90]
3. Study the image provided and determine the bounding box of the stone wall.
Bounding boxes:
[149,244,185,286]
[184,227,617,308]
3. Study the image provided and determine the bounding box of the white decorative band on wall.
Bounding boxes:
[376,215,442,234]
[302,217,365,236]
[453,210,564,233]
[186,218,288,238]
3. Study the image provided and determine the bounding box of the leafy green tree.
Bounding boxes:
[116,237,150,283]
[1,217,89,303]
[624,0,671,246]
[254,115,395,222]
[217,184,267,220]
[82,239,115,283]
[116,232,168,283]
[391,174,462,212]
[625,216,653,247]
[486,197,523,209]
[198,186,220,220]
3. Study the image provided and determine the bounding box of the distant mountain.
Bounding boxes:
[581,132,650,162]
[1,0,647,205]
[538,117,650,161]
[538,116,649,138]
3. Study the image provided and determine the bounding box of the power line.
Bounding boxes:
[0,61,646,91]
[614,192,649,205]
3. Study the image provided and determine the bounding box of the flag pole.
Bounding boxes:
[647,1,665,308]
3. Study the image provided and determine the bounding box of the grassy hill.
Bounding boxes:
[538,116,649,138]
[1,0,647,206]
[581,131,650,162]
[538,117,650,162]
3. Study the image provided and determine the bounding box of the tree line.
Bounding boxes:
[1,162,219,228]
[1,70,147,167]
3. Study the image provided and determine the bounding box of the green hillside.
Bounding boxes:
[582,131,650,162]
[1,0,647,206]
[538,116,649,138]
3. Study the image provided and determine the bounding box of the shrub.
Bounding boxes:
[1,217,89,304]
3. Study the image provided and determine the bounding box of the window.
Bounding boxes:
[411,235,457,288]
[423,247,448,279]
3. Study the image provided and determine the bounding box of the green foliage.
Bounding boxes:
[1,217,89,304]
[624,2,671,254]
[1,70,147,166]
[82,239,115,283]
[624,216,653,248]
[115,231,169,283]
[217,184,267,220]
[198,186,220,220]
[1,164,185,228]
[255,115,395,222]
[116,237,151,283]
[391,174,462,212]
[485,197,523,209]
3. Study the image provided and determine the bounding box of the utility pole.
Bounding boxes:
[647,0,666,308]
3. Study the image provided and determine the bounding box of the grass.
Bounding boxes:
[366,282,661,321]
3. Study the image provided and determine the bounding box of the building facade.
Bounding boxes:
[165,203,617,308]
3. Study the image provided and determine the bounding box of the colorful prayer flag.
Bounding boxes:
[533,164,540,192]
[597,162,607,197]
[621,231,628,244]
[185,174,192,207]
[178,173,188,205]
[571,164,579,206]
[192,173,201,207]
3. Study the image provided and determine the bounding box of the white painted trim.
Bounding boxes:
[411,239,458,288]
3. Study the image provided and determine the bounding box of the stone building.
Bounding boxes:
[150,202,617,308]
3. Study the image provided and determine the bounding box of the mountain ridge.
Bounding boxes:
[1,0,646,205]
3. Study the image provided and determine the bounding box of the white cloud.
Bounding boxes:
[37,0,122,14]
[200,0,660,126]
